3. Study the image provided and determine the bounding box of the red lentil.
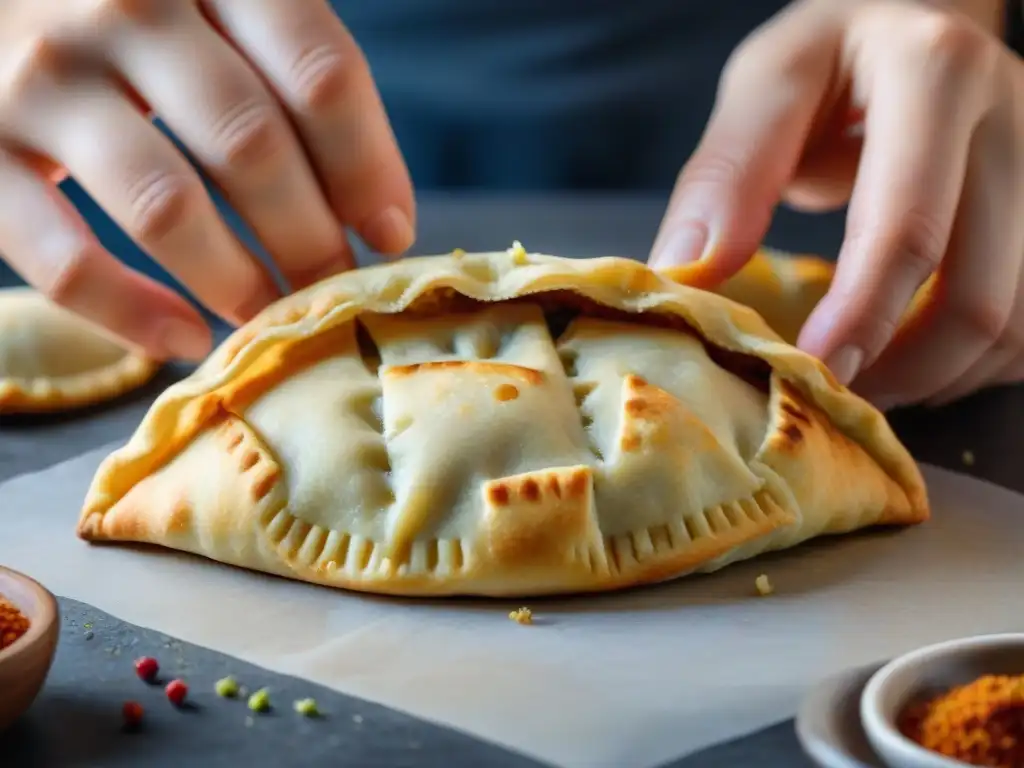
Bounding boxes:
[899,674,1024,767]
[0,594,30,651]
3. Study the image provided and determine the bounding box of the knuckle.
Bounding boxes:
[39,243,101,306]
[209,100,286,170]
[289,43,365,115]
[676,148,745,192]
[127,171,201,244]
[892,210,947,277]
[85,0,164,22]
[0,37,65,112]
[905,9,995,77]
[950,297,1010,345]
[843,307,900,364]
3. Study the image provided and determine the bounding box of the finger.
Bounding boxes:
[0,145,210,361]
[992,353,1024,387]
[852,105,1024,407]
[648,4,839,278]
[108,5,354,290]
[796,12,997,384]
[924,267,1024,406]
[781,132,862,213]
[19,79,280,325]
[206,0,416,262]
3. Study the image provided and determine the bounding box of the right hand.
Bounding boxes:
[0,1,415,361]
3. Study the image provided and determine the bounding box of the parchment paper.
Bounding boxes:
[1,447,1020,768]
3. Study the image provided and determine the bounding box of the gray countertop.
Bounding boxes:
[2,193,1017,768]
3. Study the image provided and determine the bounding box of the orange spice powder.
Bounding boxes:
[898,674,1024,767]
[0,594,30,651]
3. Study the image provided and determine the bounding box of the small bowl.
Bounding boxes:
[860,633,1024,768]
[0,566,59,732]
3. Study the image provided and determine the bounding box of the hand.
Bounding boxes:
[649,0,1024,410]
[0,0,415,361]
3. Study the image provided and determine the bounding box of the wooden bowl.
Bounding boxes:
[0,566,59,732]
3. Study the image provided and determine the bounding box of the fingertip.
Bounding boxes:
[359,205,415,257]
[649,221,709,270]
[152,315,213,362]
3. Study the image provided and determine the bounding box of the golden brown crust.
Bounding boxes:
[76,246,930,597]
[0,288,159,415]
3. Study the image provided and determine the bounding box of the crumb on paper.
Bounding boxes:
[962,450,975,467]
[294,698,320,717]
[247,688,271,713]
[508,607,533,625]
[507,240,529,265]
[215,676,239,698]
[755,574,773,596]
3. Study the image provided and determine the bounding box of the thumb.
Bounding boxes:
[649,14,838,284]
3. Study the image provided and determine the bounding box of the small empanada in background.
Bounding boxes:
[0,288,159,415]
[77,246,929,597]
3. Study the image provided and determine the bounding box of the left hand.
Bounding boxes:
[649,0,1024,411]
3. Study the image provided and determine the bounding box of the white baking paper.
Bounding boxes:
[1,447,1021,768]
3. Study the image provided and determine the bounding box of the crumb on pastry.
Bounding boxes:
[507,241,529,265]
[755,574,773,596]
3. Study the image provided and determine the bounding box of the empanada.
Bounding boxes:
[697,249,835,345]
[0,288,159,414]
[77,246,929,597]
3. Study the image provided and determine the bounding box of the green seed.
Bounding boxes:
[247,688,270,713]
[293,698,319,717]
[215,676,239,698]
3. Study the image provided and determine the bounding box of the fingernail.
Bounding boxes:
[362,206,415,255]
[650,223,709,268]
[824,345,864,386]
[157,318,211,362]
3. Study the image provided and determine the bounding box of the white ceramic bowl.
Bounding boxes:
[860,633,1024,768]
